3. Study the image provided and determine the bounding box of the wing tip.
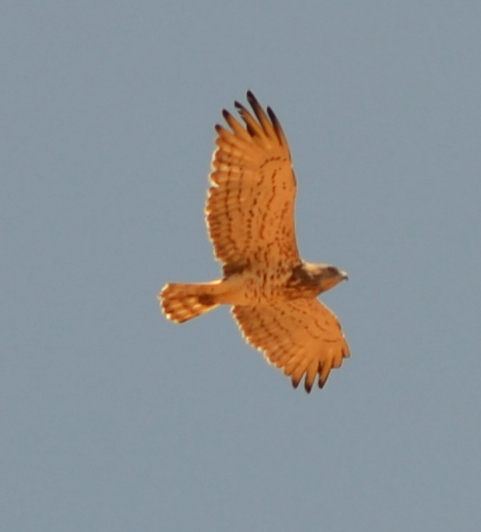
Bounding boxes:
[304,379,314,394]
[246,89,260,109]
[267,106,287,146]
[234,100,245,111]
[291,374,316,394]
[318,375,328,389]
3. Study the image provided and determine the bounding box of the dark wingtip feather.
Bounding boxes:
[246,90,257,106]
[267,107,281,129]
[304,379,313,394]
[291,377,300,389]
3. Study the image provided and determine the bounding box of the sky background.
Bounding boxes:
[2,1,481,531]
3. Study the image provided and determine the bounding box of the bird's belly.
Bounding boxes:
[220,270,291,305]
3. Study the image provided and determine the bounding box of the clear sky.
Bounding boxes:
[2,2,481,531]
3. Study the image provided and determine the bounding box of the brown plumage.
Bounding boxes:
[159,91,350,392]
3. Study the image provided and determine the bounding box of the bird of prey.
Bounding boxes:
[159,91,350,392]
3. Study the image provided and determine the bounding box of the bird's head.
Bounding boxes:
[307,263,348,294]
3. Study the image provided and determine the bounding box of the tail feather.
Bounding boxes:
[159,282,221,323]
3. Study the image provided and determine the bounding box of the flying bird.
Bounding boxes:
[159,91,350,392]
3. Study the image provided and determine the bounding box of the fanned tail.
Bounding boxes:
[159,282,221,323]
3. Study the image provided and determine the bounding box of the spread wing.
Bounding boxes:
[232,299,350,392]
[206,91,300,275]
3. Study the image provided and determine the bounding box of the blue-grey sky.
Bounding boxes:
[2,2,481,531]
